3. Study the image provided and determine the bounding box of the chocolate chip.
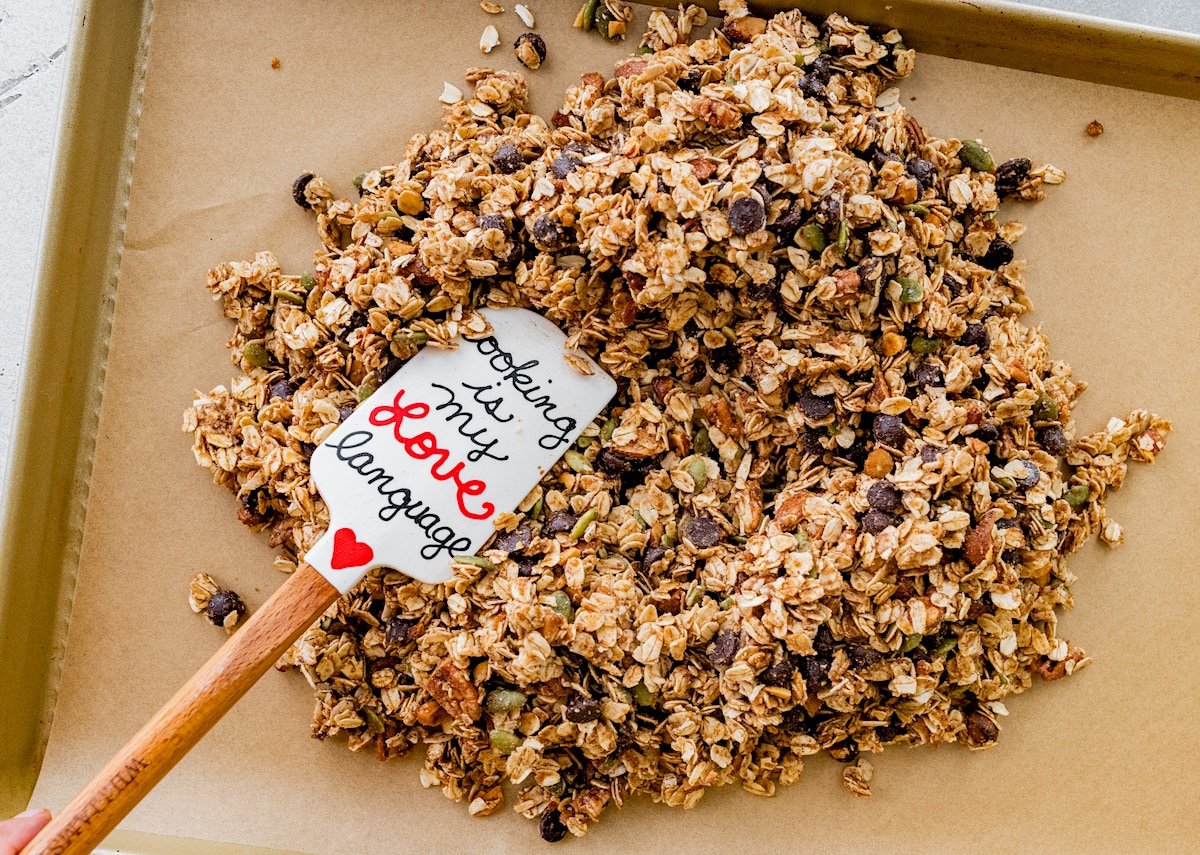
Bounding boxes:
[515,31,547,63]
[479,214,509,233]
[771,203,805,233]
[1016,460,1041,487]
[564,695,602,723]
[498,238,525,270]
[760,659,794,687]
[539,808,569,843]
[815,195,841,223]
[905,158,936,191]
[872,148,903,170]
[546,510,577,534]
[643,545,668,566]
[682,514,721,548]
[337,403,356,422]
[810,54,834,80]
[994,517,1019,530]
[795,655,829,693]
[596,449,640,475]
[266,378,296,401]
[1038,425,1069,455]
[492,142,524,174]
[516,559,539,577]
[753,180,773,209]
[995,157,1031,197]
[532,214,569,250]
[963,710,999,746]
[912,362,945,390]
[857,256,883,286]
[494,525,532,553]
[746,279,776,301]
[237,490,269,527]
[960,322,990,351]
[728,196,766,235]
[873,413,907,448]
[813,625,835,653]
[919,444,942,463]
[780,707,811,733]
[867,480,901,513]
[842,437,870,467]
[678,68,703,92]
[980,237,1014,270]
[376,356,403,384]
[550,154,581,179]
[802,430,826,456]
[829,740,859,763]
[848,643,884,668]
[709,628,740,666]
[977,422,1000,443]
[291,172,315,209]
[206,589,246,627]
[861,508,896,534]
[799,72,826,99]
[797,392,835,420]
[385,617,417,645]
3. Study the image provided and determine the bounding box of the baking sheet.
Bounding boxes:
[26,1,1200,852]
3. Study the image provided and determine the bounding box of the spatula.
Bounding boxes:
[21,308,616,854]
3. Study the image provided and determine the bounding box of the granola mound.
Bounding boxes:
[184,3,1170,839]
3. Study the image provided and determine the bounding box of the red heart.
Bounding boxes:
[331,527,374,570]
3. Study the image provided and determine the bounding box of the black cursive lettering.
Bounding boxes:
[430,382,510,463]
[472,336,577,450]
[324,430,473,560]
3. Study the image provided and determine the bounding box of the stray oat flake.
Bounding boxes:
[184,1,1171,841]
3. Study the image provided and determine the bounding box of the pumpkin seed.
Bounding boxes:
[958,139,995,172]
[490,729,523,754]
[563,450,594,473]
[453,555,496,570]
[798,222,826,252]
[1064,485,1090,508]
[569,508,599,539]
[896,276,924,304]
[486,688,527,714]
[549,590,575,621]
[242,342,271,368]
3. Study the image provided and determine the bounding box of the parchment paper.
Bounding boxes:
[30,1,1200,852]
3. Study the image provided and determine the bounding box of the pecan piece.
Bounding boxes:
[427,659,482,724]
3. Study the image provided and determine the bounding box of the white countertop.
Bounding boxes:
[1,0,1197,511]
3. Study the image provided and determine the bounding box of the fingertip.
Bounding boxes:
[14,808,50,823]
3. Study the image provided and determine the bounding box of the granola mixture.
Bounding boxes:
[183,2,1170,840]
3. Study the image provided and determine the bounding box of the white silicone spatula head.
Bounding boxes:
[306,307,617,591]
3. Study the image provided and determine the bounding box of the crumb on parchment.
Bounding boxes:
[188,573,247,633]
[183,0,1170,841]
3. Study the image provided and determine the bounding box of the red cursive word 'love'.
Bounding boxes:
[369,388,494,521]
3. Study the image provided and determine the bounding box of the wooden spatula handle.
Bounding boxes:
[21,563,340,855]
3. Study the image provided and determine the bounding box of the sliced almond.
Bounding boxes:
[515,3,534,27]
[480,24,500,54]
[439,81,463,104]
